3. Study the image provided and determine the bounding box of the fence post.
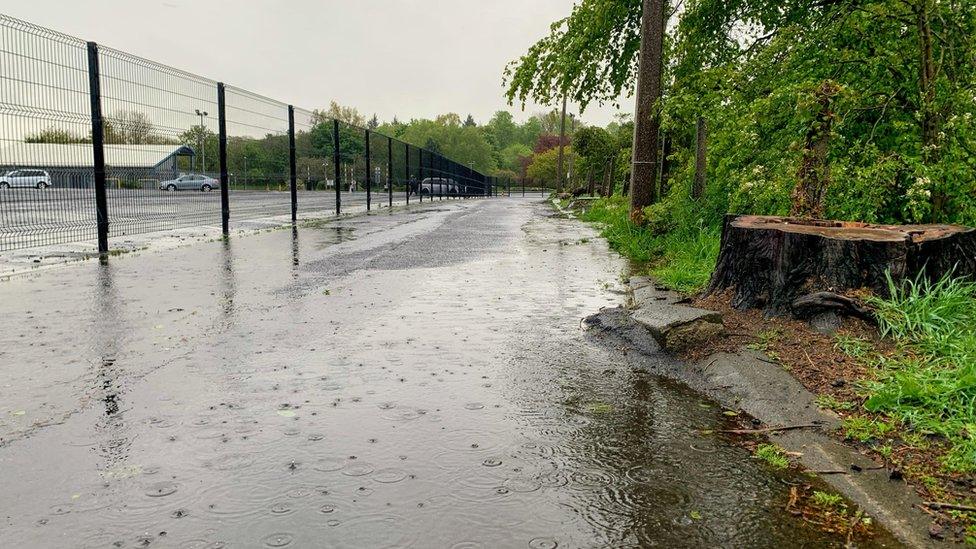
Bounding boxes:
[418,149,424,203]
[364,129,372,212]
[333,119,341,214]
[218,83,230,235]
[86,41,109,254]
[387,136,393,208]
[288,105,297,223]
[405,143,410,205]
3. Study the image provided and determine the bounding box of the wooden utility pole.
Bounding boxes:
[566,115,576,189]
[628,0,666,224]
[556,94,568,194]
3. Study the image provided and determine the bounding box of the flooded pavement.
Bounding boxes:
[0,199,899,548]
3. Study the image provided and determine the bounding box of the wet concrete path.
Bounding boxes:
[1,199,891,547]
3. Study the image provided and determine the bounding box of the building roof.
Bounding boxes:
[0,143,193,169]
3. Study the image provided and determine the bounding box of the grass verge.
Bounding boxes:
[862,272,976,473]
[575,195,719,293]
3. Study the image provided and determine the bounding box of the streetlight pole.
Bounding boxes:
[195,109,208,174]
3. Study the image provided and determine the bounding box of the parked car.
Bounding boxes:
[418,177,459,196]
[0,169,51,189]
[159,174,219,192]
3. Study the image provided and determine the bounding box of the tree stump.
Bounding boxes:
[706,215,976,318]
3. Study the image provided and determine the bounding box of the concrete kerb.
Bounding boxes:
[601,276,941,547]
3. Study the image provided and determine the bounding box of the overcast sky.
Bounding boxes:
[4,0,631,127]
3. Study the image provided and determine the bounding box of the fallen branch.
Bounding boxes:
[787,486,799,512]
[719,423,821,435]
[923,501,976,513]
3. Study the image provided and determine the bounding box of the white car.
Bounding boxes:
[419,177,459,196]
[159,174,219,192]
[0,169,51,189]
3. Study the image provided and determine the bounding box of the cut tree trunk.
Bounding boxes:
[706,215,976,318]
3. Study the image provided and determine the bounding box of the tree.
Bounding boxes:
[507,0,976,226]
[629,0,667,223]
[179,125,218,172]
[312,101,367,127]
[424,137,442,155]
[574,126,617,171]
[527,146,575,184]
[367,114,379,130]
[533,134,570,154]
[463,114,477,127]
[499,143,533,174]
[504,0,643,110]
[103,110,175,145]
[309,120,364,165]
[485,111,519,150]
[398,115,497,173]
[25,128,88,143]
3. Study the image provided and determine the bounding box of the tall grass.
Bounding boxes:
[579,196,720,293]
[864,272,976,471]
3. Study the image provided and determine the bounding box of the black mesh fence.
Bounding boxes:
[0,13,493,253]
[0,15,95,250]
[97,44,221,238]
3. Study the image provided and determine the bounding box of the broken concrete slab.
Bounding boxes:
[629,280,724,351]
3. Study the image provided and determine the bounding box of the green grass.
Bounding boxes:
[842,417,894,442]
[857,271,976,471]
[754,443,791,469]
[811,491,845,509]
[834,334,876,361]
[578,196,719,293]
[815,394,855,412]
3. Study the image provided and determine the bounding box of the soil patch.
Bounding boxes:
[690,291,976,544]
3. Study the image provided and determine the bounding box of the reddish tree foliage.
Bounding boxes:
[533,133,570,154]
[518,155,534,177]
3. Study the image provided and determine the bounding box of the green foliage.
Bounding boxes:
[504,0,642,109]
[842,417,894,443]
[509,0,976,225]
[858,272,976,471]
[527,146,574,185]
[754,443,790,469]
[25,128,89,144]
[579,196,719,293]
[815,394,855,412]
[834,335,875,361]
[811,491,844,509]
[573,126,618,185]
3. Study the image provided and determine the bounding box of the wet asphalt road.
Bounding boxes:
[1,189,426,250]
[0,199,883,547]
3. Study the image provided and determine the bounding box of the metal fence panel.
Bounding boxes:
[0,15,96,250]
[0,14,491,253]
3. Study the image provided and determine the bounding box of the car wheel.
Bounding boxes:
[167,184,177,191]
[0,182,9,189]
[36,182,47,190]
[201,184,212,192]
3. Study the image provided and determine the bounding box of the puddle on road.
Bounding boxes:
[0,200,901,547]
